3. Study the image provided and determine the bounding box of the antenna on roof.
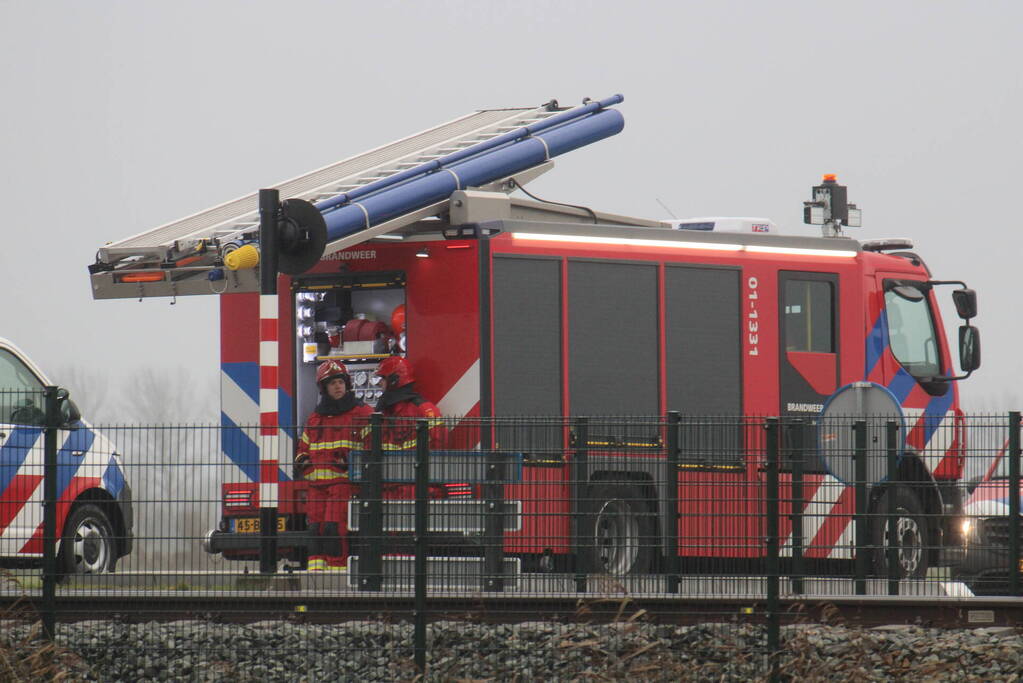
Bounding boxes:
[655,197,678,219]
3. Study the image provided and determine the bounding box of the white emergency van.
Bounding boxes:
[0,337,132,574]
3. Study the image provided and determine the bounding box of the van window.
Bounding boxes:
[0,349,44,424]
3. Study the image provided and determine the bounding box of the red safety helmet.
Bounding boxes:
[376,356,414,388]
[316,359,350,388]
[390,304,406,336]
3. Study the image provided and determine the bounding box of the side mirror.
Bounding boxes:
[959,325,981,373]
[56,388,82,428]
[952,288,977,320]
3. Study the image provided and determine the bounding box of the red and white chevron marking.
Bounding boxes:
[259,294,279,508]
[780,474,855,560]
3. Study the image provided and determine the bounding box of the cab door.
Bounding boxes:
[778,271,840,419]
[869,274,959,478]
[776,271,844,560]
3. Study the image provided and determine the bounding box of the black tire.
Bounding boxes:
[59,504,116,575]
[581,483,656,575]
[870,486,929,579]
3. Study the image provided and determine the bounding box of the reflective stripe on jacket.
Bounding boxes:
[297,405,376,474]
[379,399,448,451]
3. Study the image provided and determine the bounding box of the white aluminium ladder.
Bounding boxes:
[89,100,570,299]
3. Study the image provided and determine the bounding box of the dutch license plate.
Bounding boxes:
[234,516,287,533]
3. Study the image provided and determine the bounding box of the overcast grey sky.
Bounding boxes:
[1,1,1020,414]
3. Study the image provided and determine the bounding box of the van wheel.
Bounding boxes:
[581,483,656,575]
[871,486,929,579]
[59,504,116,575]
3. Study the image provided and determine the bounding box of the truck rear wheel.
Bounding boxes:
[59,504,116,575]
[871,486,929,579]
[581,483,656,575]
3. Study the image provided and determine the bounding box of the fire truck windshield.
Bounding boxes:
[884,284,941,379]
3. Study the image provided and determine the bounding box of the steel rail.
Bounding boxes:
[2,592,1022,629]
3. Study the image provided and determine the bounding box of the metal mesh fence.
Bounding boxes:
[1,400,1021,679]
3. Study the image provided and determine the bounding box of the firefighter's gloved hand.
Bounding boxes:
[293,454,310,479]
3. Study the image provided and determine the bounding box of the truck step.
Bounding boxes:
[348,499,521,533]
[348,554,520,590]
[348,450,522,484]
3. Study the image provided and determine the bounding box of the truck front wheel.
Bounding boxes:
[59,504,116,575]
[871,486,930,579]
[581,483,656,575]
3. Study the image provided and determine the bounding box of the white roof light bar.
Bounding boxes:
[745,245,858,258]
[511,232,857,258]
[511,232,743,252]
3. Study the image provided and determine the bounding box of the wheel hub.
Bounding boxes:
[895,515,922,572]
[884,507,922,575]
[75,521,109,572]
[594,499,640,575]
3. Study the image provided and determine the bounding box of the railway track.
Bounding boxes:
[4,572,1023,629]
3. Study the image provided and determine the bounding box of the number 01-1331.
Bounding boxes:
[747,276,760,356]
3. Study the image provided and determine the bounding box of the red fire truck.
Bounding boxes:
[87,97,979,580]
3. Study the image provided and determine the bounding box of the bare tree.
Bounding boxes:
[121,366,218,425]
[109,367,221,571]
[53,363,219,425]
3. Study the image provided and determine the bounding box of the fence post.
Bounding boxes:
[483,448,506,592]
[572,417,589,592]
[665,411,681,594]
[257,188,280,576]
[1010,411,1021,597]
[886,420,900,595]
[853,420,868,596]
[764,417,780,676]
[41,386,59,641]
[414,419,429,674]
[360,412,384,591]
[789,419,806,596]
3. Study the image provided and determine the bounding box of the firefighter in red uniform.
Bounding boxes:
[295,360,374,571]
[374,356,448,498]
